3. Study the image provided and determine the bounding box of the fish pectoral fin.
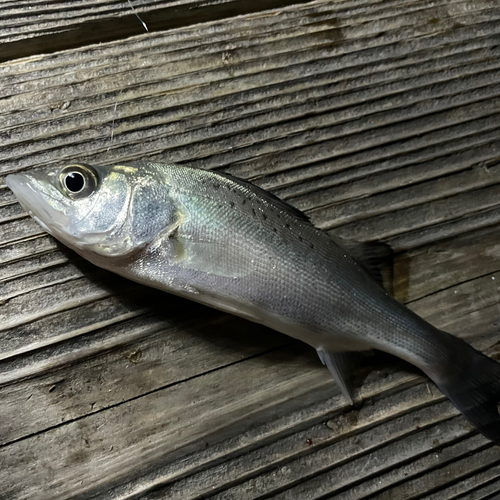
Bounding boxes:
[172,237,255,278]
[317,347,361,405]
[331,237,394,293]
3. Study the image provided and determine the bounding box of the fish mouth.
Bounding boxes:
[6,173,69,236]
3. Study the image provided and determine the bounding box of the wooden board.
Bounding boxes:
[0,0,314,62]
[1,0,500,498]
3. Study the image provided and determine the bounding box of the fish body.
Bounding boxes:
[7,161,500,443]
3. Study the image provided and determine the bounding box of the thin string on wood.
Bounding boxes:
[127,0,149,32]
[107,102,118,153]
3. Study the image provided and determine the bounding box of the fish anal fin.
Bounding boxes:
[332,237,394,293]
[317,347,361,405]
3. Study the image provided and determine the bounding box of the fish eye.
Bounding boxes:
[59,164,98,198]
[64,172,85,193]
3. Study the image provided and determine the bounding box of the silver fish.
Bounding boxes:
[7,161,500,443]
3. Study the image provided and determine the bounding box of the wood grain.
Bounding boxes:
[0,0,317,62]
[1,0,500,498]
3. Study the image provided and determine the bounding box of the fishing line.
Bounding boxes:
[127,0,149,32]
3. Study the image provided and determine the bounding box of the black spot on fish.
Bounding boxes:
[213,183,220,189]
[298,236,303,242]
[229,201,235,208]
[262,213,268,220]
[273,227,277,232]
[242,199,246,205]
[310,243,314,249]
[252,208,257,217]
[285,223,291,229]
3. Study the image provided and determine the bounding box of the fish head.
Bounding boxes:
[6,163,177,260]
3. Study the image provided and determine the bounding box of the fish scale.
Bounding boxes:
[6,160,500,444]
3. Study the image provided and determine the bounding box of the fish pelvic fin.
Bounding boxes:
[317,348,361,405]
[429,334,500,444]
[331,237,393,293]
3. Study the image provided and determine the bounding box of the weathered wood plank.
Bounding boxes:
[0,346,337,500]
[1,0,469,92]
[152,384,448,500]
[363,444,499,500]
[329,183,500,242]
[3,0,494,70]
[0,235,57,267]
[90,365,421,500]
[330,440,497,500]
[394,225,500,303]
[438,471,500,500]
[2,0,500,498]
[1,1,500,178]
[312,161,500,230]
[0,0,320,63]
[0,247,67,282]
[0,312,291,446]
[224,417,478,500]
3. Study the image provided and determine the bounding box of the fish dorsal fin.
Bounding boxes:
[141,161,312,224]
[332,236,394,292]
[215,170,312,224]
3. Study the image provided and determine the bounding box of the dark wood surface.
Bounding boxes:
[1,0,500,498]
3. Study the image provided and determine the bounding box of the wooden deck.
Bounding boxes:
[2,0,500,498]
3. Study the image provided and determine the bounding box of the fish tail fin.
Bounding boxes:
[429,334,500,443]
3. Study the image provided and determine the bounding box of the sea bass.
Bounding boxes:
[7,161,500,443]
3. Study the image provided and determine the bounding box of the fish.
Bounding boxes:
[6,161,500,443]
